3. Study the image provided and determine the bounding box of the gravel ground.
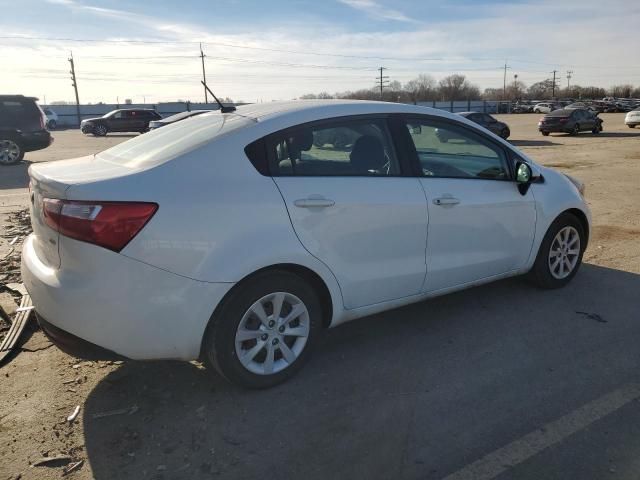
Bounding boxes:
[0,114,639,480]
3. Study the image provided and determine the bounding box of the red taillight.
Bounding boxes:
[558,118,569,123]
[43,199,158,252]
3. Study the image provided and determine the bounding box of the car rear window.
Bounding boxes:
[548,109,571,117]
[97,113,254,168]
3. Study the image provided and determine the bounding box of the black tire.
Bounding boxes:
[628,125,635,129]
[592,124,601,134]
[528,212,586,289]
[93,124,108,136]
[48,120,57,130]
[0,138,24,166]
[500,128,510,139]
[571,124,580,135]
[541,131,550,136]
[202,270,322,389]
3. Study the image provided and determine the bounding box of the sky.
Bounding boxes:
[1,0,639,104]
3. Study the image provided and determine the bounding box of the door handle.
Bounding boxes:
[294,197,335,208]
[433,197,460,206]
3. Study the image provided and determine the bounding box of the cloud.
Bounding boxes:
[337,0,417,23]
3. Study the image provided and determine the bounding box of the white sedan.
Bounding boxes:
[22,100,590,388]
[625,109,640,128]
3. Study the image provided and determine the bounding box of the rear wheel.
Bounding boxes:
[0,138,24,166]
[500,128,510,139]
[541,131,550,136]
[628,125,636,129]
[202,270,322,388]
[94,124,108,136]
[592,124,602,134]
[571,124,580,135]
[48,120,57,130]
[529,213,585,289]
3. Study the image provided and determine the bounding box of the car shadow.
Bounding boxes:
[549,132,640,138]
[82,263,640,479]
[0,161,32,191]
[510,139,561,147]
[102,134,140,138]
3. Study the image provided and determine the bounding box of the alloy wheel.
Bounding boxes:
[548,226,580,279]
[235,292,310,375]
[0,139,21,165]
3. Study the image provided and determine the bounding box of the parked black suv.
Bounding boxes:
[0,95,52,166]
[81,109,161,136]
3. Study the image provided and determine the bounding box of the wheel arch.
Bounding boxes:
[198,263,335,360]
[563,208,590,247]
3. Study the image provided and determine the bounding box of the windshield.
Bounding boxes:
[97,112,253,168]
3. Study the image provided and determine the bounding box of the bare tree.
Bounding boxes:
[438,74,480,101]
[404,74,436,103]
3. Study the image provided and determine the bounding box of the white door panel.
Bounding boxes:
[274,177,428,309]
[421,178,536,292]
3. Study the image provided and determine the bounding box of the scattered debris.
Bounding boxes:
[92,404,139,419]
[0,294,33,366]
[576,311,607,323]
[0,291,18,318]
[5,283,28,296]
[9,236,19,246]
[62,459,84,476]
[67,405,81,423]
[32,455,72,467]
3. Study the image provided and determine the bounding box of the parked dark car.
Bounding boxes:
[458,112,511,139]
[538,108,603,136]
[148,110,212,130]
[81,108,161,136]
[0,95,52,166]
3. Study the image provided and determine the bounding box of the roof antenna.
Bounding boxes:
[201,81,236,113]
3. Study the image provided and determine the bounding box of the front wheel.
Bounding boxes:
[500,128,510,139]
[592,124,602,134]
[541,131,550,136]
[571,124,580,135]
[529,213,585,289]
[93,124,108,136]
[202,270,322,388]
[628,125,636,129]
[0,138,24,166]
[48,120,57,130]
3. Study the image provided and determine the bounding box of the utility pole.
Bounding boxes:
[68,51,81,127]
[376,67,389,100]
[200,43,208,104]
[551,70,558,99]
[566,70,573,89]
[502,61,511,100]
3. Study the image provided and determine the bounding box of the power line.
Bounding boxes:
[200,43,208,103]
[3,34,639,70]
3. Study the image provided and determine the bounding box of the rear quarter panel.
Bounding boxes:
[65,131,345,320]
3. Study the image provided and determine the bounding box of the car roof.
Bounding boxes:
[228,99,463,127]
[0,94,38,101]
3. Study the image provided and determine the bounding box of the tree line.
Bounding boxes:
[300,74,640,103]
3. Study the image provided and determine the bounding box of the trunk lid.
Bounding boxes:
[27,155,143,268]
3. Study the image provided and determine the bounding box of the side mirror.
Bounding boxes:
[516,162,532,184]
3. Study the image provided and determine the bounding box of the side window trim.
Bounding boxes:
[398,113,515,181]
[264,114,408,178]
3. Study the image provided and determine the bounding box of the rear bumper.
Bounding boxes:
[21,234,233,360]
[20,130,52,152]
[37,313,126,361]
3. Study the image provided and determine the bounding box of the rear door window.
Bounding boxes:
[269,118,400,176]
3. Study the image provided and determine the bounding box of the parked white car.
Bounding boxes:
[42,108,58,129]
[533,103,557,114]
[625,109,640,128]
[22,101,590,388]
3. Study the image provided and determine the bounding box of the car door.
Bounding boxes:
[269,116,429,309]
[401,116,536,293]
[107,111,126,131]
